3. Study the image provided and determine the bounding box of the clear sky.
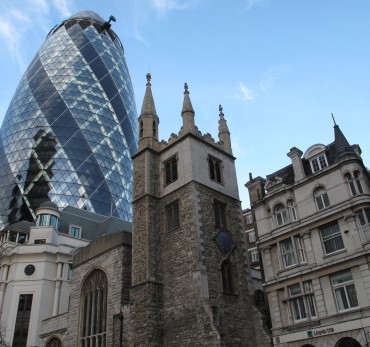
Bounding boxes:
[1,0,369,209]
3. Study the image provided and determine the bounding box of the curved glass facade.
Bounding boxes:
[0,11,138,227]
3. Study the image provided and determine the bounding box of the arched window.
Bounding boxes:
[139,121,143,138]
[80,270,107,347]
[354,170,364,194]
[152,120,156,137]
[254,290,265,307]
[221,259,236,294]
[46,337,62,347]
[287,200,297,221]
[314,187,330,210]
[275,203,288,226]
[336,337,361,347]
[345,173,357,196]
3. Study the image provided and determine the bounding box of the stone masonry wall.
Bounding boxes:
[62,242,131,347]
[196,182,258,346]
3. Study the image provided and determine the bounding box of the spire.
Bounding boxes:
[218,105,232,154]
[218,105,229,134]
[333,119,356,162]
[140,73,157,116]
[181,83,194,115]
[181,83,195,133]
[138,73,159,149]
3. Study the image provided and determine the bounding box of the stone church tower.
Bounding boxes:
[129,74,259,346]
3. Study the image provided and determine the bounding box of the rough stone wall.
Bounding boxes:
[159,182,220,346]
[62,242,131,347]
[129,148,164,346]
[196,183,258,346]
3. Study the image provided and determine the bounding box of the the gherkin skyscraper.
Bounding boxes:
[0,11,138,228]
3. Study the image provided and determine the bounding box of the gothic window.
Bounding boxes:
[214,200,226,229]
[166,201,180,231]
[221,259,236,294]
[80,270,107,347]
[314,187,330,210]
[139,121,143,138]
[46,337,62,347]
[152,120,156,137]
[208,155,222,183]
[164,155,178,185]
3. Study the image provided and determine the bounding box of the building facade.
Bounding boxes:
[0,10,138,229]
[39,76,271,346]
[0,201,131,347]
[246,124,370,346]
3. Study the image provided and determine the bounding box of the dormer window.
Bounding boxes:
[70,226,81,238]
[311,154,328,173]
[303,144,328,174]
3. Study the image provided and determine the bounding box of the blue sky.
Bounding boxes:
[0,0,370,209]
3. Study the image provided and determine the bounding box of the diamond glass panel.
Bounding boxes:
[0,11,138,228]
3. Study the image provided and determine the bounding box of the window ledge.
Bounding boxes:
[222,292,239,296]
[323,249,346,259]
[164,179,178,187]
[165,226,181,234]
[277,262,308,275]
[210,178,224,186]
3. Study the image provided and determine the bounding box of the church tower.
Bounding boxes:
[129,76,258,346]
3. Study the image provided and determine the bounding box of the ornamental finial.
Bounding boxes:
[146,73,151,84]
[219,104,223,114]
[184,83,188,93]
[331,113,337,126]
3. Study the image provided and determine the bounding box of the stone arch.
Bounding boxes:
[45,337,63,347]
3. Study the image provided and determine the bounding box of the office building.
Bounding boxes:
[246,124,370,346]
[0,10,138,229]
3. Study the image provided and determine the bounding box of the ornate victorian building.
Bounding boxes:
[246,123,370,346]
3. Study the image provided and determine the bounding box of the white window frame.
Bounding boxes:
[310,154,328,173]
[245,213,253,225]
[314,187,330,210]
[280,235,306,268]
[287,200,297,221]
[250,248,259,262]
[320,222,344,255]
[331,270,358,311]
[354,170,364,194]
[248,230,256,243]
[288,280,317,323]
[275,203,288,227]
[356,208,370,242]
[69,225,81,238]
